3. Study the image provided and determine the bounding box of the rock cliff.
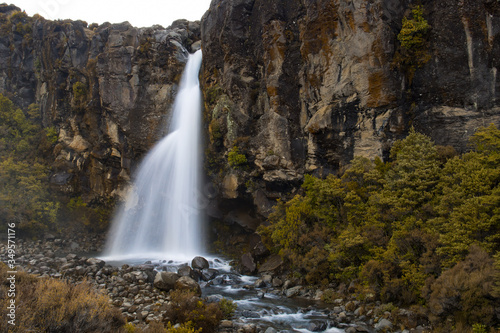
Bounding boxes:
[0,4,200,200]
[200,0,500,227]
[1,1,499,237]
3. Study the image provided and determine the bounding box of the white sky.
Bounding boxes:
[8,0,213,28]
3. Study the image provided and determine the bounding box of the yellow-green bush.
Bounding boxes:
[165,290,224,333]
[394,5,431,82]
[228,146,247,168]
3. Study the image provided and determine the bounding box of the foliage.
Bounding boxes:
[0,94,60,236]
[61,196,115,233]
[259,124,500,329]
[472,323,488,333]
[398,6,430,50]
[427,246,497,330]
[394,5,431,83]
[72,81,87,98]
[45,126,58,144]
[72,81,88,110]
[165,290,224,333]
[0,263,125,332]
[218,298,237,319]
[228,146,247,168]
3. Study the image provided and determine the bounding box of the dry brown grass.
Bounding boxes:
[0,262,125,332]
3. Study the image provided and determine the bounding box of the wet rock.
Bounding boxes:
[242,310,261,319]
[191,256,209,270]
[178,265,193,277]
[201,268,218,281]
[174,276,202,296]
[307,321,327,332]
[240,252,256,274]
[264,327,277,333]
[153,272,180,292]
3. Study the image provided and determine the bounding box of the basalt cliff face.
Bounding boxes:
[0,4,201,201]
[200,0,500,228]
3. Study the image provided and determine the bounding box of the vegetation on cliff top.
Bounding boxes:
[259,125,500,332]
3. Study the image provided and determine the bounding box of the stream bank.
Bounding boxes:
[0,236,431,332]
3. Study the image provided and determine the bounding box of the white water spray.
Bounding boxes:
[103,50,204,261]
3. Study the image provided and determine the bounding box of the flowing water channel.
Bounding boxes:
[103,256,345,333]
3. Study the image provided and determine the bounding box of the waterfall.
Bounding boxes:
[103,50,204,261]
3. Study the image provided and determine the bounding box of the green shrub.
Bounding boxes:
[394,5,431,82]
[397,6,430,50]
[472,323,488,333]
[72,81,87,98]
[165,290,224,333]
[320,289,340,304]
[218,298,237,319]
[228,146,247,168]
[45,126,58,144]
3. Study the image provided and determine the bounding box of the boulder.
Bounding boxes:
[191,256,209,270]
[86,258,105,269]
[252,241,270,258]
[153,272,180,292]
[375,318,393,332]
[258,254,283,274]
[201,268,218,281]
[240,252,256,274]
[178,265,201,281]
[285,285,302,298]
[174,276,202,296]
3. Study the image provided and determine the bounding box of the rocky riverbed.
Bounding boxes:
[0,236,431,333]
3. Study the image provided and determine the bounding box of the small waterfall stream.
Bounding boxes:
[103,50,204,261]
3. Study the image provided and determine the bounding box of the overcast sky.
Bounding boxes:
[8,0,213,28]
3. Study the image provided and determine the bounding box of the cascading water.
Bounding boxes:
[103,50,204,261]
[100,50,345,332]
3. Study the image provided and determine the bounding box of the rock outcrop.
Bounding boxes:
[200,0,500,226]
[0,4,201,200]
[1,2,499,238]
